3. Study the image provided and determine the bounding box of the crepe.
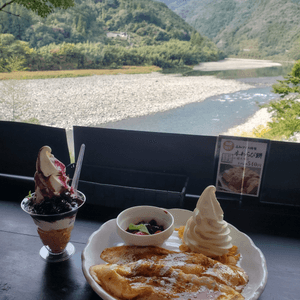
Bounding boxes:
[100,246,248,293]
[90,259,245,300]
[222,167,259,194]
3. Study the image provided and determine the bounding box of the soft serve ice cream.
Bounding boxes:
[26,145,83,215]
[183,185,232,257]
[34,145,73,205]
[21,146,85,254]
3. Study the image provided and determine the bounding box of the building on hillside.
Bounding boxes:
[106,32,128,39]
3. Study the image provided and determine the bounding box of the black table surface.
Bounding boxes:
[1,200,300,300]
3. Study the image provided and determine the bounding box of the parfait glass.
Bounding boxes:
[21,191,86,263]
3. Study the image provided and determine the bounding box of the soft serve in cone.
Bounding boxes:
[183,185,232,257]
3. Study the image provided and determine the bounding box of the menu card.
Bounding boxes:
[215,136,268,197]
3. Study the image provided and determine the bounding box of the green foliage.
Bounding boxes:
[4,55,28,71]
[263,99,300,139]
[0,0,224,72]
[242,98,300,141]
[0,0,196,48]
[272,61,300,97]
[229,125,272,140]
[190,32,203,47]
[252,125,272,139]
[0,34,32,71]
[1,28,223,72]
[0,0,74,17]
[0,59,6,72]
[169,0,300,59]
[286,38,300,60]
[194,0,237,40]
[257,60,300,140]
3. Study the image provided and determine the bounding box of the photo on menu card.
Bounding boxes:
[215,136,269,197]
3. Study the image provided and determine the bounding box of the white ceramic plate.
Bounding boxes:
[82,208,268,300]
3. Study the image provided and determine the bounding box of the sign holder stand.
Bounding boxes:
[214,135,270,204]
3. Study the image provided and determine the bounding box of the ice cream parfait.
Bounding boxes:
[21,146,85,262]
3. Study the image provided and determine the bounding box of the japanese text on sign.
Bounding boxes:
[216,137,268,197]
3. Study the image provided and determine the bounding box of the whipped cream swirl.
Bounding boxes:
[34,146,73,203]
[183,185,232,256]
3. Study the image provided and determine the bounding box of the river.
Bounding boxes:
[97,60,295,136]
[66,60,294,153]
[98,85,277,136]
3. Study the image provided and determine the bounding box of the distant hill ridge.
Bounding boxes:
[0,0,225,72]
[0,0,197,48]
[156,0,300,60]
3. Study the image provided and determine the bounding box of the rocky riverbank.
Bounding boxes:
[0,72,254,130]
[222,98,300,143]
[194,58,282,71]
[2,58,293,153]
[221,107,272,136]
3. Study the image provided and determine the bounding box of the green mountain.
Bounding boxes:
[0,0,196,48]
[1,0,225,72]
[153,0,188,10]
[157,0,300,60]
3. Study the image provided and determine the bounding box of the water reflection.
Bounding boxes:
[162,64,294,79]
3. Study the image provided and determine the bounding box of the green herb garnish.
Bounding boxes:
[128,223,150,235]
[27,190,32,198]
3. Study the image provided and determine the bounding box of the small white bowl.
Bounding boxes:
[116,205,174,246]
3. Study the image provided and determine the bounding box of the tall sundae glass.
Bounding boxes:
[21,145,85,263]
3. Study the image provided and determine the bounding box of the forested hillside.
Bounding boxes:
[0,0,195,48]
[0,0,225,71]
[158,0,300,60]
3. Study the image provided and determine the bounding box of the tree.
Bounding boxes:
[272,60,300,97]
[260,60,300,140]
[0,33,31,71]
[0,0,75,18]
[76,15,86,35]
[190,32,203,47]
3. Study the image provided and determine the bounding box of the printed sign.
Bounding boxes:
[215,137,268,197]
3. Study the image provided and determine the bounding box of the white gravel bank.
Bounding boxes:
[194,58,282,71]
[221,107,272,136]
[222,105,300,143]
[0,72,253,130]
